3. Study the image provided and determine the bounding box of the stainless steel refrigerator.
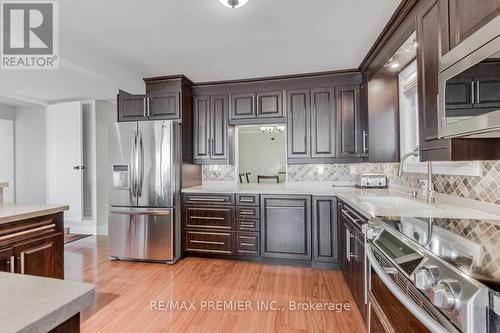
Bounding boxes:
[108,120,181,263]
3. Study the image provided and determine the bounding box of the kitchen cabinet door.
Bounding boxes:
[14,233,63,279]
[312,197,338,263]
[210,95,229,161]
[337,86,360,157]
[193,96,211,162]
[337,202,347,273]
[230,93,256,120]
[256,91,283,118]
[445,78,474,111]
[310,88,336,159]
[0,247,14,273]
[287,89,311,161]
[260,195,311,260]
[416,0,453,159]
[118,90,146,122]
[448,0,500,50]
[148,92,180,120]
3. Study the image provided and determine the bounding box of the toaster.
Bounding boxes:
[355,174,388,189]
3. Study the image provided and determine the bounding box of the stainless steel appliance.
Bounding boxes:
[438,16,500,138]
[354,173,387,189]
[365,217,491,333]
[108,121,181,263]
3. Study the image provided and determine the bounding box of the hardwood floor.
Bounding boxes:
[65,236,366,333]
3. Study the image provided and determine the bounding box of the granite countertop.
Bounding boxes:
[0,204,69,225]
[0,272,94,333]
[182,182,500,220]
[0,182,8,188]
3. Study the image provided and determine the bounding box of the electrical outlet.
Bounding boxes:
[419,180,428,199]
[84,207,91,216]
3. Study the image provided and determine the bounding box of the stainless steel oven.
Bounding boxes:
[438,16,500,138]
[365,219,490,333]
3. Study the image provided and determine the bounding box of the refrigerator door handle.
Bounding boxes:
[137,130,145,197]
[131,130,138,197]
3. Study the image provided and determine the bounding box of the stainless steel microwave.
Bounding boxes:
[438,16,500,138]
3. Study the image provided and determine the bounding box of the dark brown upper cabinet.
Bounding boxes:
[287,86,365,164]
[118,76,191,122]
[448,0,500,50]
[230,91,284,124]
[256,91,283,118]
[148,91,180,120]
[193,95,231,164]
[287,89,311,161]
[230,93,255,120]
[117,90,146,122]
[311,88,336,159]
[337,86,361,158]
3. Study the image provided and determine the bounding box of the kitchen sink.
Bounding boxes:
[357,196,441,210]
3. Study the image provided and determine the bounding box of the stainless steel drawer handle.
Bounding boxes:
[240,242,254,247]
[189,197,227,202]
[239,198,255,202]
[190,240,225,245]
[239,211,255,215]
[189,216,225,221]
[0,224,56,242]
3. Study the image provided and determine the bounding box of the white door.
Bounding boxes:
[46,102,83,224]
[0,119,14,203]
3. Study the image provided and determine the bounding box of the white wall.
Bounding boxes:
[95,101,116,235]
[14,105,47,204]
[0,103,15,120]
[0,104,15,202]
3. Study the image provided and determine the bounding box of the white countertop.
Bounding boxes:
[0,204,69,225]
[182,182,500,220]
[0,272,94,333]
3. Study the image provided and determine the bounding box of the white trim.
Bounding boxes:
[64,222,96,235]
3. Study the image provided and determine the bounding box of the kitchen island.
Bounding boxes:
[0,272,94,333]
[0,204,69,278]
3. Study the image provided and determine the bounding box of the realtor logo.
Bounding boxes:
[1,1,58,69]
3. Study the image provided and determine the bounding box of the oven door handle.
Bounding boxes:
[366,245,450,333]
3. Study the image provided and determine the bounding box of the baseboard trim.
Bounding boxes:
[65,223,96,235]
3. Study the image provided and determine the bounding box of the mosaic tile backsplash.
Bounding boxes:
[203,161,500,205]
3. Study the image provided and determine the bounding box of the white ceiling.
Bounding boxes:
[0,0,401,104]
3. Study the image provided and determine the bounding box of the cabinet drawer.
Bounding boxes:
[183,206,234,230]
[185,231,233,254]
[236,218,260,232]
[235,232,260,256]
[236,194,259,206]
[236,206,260,219]
[183,194,235,205]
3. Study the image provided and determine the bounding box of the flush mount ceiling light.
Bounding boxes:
[218,0,249,9]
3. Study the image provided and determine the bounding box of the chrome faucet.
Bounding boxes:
[398,146,435,204]
[398,147,420,177]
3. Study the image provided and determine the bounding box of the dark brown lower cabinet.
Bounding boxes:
[312,196,338,263]
[260,195,311,260]
[0,213,64,279]
[184,230,233,255]
[0,247,14,272]
[14,233,63,279]
[338,202,367,322]
[235,232,260,256]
